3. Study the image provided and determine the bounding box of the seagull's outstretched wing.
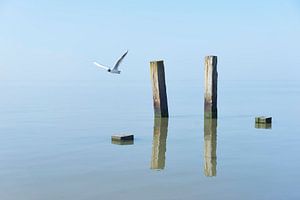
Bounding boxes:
[112,50,128,71]
[93,62,110,70]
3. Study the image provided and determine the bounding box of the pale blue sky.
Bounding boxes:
[0,0,299,82]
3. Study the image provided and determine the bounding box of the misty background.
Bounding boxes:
[0,0,300,84]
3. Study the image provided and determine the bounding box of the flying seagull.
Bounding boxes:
[93,50,128,74]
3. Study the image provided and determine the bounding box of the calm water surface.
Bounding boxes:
[0,79,299,200]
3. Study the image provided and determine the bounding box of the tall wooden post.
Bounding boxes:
[150,60,169,118]
[151,117,169,170]
[204,56,218,119]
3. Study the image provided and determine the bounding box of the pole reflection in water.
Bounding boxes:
[151,117,169,170]
[204,118,217,177]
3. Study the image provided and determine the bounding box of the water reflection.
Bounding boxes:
[204,118,217,177]
[255,123,272,129]
[151,117,169,170]
[111,140,134,145]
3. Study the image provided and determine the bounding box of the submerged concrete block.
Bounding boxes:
[255,116,272,124]
[111,134,134,141]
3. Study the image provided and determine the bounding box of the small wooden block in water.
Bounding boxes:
[111,134,134,141]
[255,116,272,124]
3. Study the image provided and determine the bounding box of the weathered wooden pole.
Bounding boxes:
[151,117,169,170]
[203,56,218,176]
[150,60,169,118]
[204,118,217,177]
[204,56,218,119]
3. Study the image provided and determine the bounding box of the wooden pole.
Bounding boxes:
[204,118,217,177]
[150,60,169,118]
[151,117,169,170]
[204,56,218,118]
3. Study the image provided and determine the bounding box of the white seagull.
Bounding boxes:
[93,50,128,74]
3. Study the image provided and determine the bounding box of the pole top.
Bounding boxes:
[205,55,218,58]
[150,60,164,64]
